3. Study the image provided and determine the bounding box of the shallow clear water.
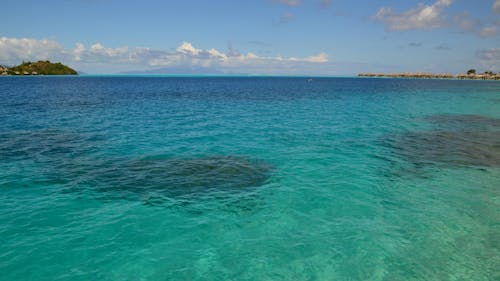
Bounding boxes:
[1,76,499,280]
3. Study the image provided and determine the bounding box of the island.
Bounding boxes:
[0,61,78,75]
[358,70,500,80]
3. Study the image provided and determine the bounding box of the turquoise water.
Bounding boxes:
[0,77,499,280]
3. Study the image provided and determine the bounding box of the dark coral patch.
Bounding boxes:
[0,129,103,162]
[424,114,500,129]
[86,155,272,199]
[389,130,500,167]
[384,114,500,168]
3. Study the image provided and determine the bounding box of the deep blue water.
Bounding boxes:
[1,76,499,280]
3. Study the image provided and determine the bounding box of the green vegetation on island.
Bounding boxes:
[0,61,78,75]
[467,69,476,75]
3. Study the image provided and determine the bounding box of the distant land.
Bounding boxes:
[359,70,500,80]
[1,60,498,80]
[0,61,78,75]
[120,66,224,75]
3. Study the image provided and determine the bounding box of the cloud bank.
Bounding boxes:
[476,48,500,72]
[0,37,329,74]
[453,12,498,38]
[373,0,453,31]
[374,0,498,38]
[273,0,301,7]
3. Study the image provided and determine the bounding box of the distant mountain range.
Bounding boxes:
[120,66,225,75]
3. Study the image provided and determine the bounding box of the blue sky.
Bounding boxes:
[1,0,498,74]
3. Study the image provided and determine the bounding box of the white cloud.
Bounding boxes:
[453,12,498,38]
[374,0,498,37]
[176,41,201,55]
[320,0,333,9]
[73,43,85,61]
[494,0,500,14]
[479,25,498,37]
[453,11,475,31]
[0,37,329,74]
[273,0,300,6]
[0,37,64,63]
[373,0,453,31]
[304,52,329,63]
[274,12,295,25]
[476,48,500,72]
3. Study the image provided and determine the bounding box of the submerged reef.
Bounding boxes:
[391,130,500,167]
[86,155,272,199]
[0,129,102,161]
[0,130,271,201]
[385,114,500,168]
[424,114,500,129]
[0,129,271,201]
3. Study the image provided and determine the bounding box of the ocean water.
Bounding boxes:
[0,76,499,280]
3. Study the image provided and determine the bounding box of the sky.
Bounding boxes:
[0,0,499,75]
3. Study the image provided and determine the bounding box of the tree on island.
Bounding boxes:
[467,69,476,75]
[6,60,77,75]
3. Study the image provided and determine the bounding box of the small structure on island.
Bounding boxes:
[359,70,499,80]
[4,61,78,76]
